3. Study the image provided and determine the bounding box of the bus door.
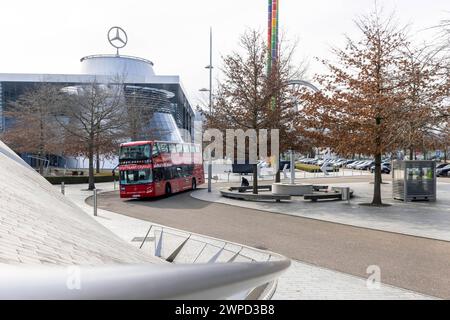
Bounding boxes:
[153,167,165,196]
[173,166,186,192]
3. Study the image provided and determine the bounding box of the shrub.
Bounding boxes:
[45,175,117,185]
[295,163,339,173]
[295,163,322,172]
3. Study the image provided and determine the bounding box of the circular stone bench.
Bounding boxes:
[272,183,314,196]
[220,189,291,202]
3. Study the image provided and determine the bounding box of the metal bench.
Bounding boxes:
[331,187,354,198]
[313,185,329,192]
[228,185,273,193]
[304,187,354,202]
[220,190,291,202]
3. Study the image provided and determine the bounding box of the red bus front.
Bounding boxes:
[119,141,204,199]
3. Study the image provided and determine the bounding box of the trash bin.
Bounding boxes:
[341,187,350,201]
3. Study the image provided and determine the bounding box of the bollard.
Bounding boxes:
[207,162,212,193]
[93,189,98,217]
[114,179,117,191]
[61,182,65,195]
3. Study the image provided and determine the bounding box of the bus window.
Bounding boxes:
[153,168,164,182]
[120,169,152,185]
[120,144,151,162]
[159,143,169,153]
[176,144,183,153]
[183,144,190,153]
[169,144,177,153]
[176,166,183,178]
[152,144,160,158]
[185,165,194,176]
[163,167,172,180]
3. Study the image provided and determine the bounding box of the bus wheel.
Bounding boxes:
[165,183,172,196]
[192,178,197,190]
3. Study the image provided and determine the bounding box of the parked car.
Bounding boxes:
[343,160,356,167]
[336,159,349,167]
[436,163,449,170]
[347,161,363,169]
[354,160,372,170]
[437,164,450,177]
[357,161,375,170]
[316,159,326,166]
[370,163,391,174]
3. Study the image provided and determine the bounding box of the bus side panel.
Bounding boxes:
[153,180,165,197]
[194,164,205,185]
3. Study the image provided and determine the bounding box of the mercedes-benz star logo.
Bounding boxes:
[108,26,128,54]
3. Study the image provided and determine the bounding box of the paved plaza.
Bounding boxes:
[70,180,450,299]
[193,175,450,241]
[273,260,433,300]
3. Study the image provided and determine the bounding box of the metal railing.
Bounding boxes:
[0,260,290,300]
[139,224,280,264]
[134,223,290,299]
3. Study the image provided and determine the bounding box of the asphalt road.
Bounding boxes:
[88,188,450,299]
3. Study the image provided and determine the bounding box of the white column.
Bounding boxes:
[290,150,295,185]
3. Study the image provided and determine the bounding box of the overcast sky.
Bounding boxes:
[0,0,447,106]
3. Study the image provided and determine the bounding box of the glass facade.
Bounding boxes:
[0,82,3,132]
[146,112,184,142]
[0,80,194,168]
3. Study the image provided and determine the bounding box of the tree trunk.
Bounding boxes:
[372,153,383,206]
[252,164,258,194]
[275,170,281,183]
[409,148,413,161]
[275,155,281,183]
[38,161,44,175]
[88,142,95,191]
[96,148,100,174]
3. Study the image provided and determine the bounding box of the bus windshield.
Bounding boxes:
[119,144,151,162]
[120,169,153,185]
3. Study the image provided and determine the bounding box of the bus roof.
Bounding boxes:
[120,141,153,147]
[120,141,198,147]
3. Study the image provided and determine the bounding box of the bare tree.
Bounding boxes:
[206,30,307,192]
[56,80,125,190]
[1,84,62,174]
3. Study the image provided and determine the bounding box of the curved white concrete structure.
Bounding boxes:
[0,140,290,299]
[0,140,160,266]
[272,183,313,196]
[80,54,155,82]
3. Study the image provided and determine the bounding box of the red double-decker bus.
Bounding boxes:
[118,141,204,199]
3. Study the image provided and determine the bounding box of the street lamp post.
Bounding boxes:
[200,28,214,192]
